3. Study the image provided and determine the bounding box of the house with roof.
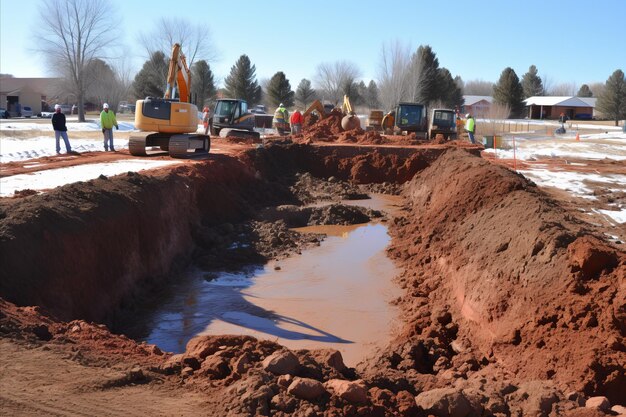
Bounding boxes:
[524,96,594,120]
[461,96,493,118]
[0,77,61,116]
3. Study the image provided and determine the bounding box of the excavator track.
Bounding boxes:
[128,132,210,158]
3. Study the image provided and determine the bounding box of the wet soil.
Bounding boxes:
[1,140,625,416]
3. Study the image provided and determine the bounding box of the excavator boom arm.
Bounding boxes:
[303,100,326,119]
[164,43,192,102]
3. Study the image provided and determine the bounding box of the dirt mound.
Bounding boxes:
[379,147,626,402]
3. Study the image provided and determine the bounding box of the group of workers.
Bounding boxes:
[52,103,119,155]
[273,103,303,135]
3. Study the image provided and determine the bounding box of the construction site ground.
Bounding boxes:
[1,113,625,416]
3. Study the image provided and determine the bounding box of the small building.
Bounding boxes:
[462,95,493,118]
[0,77,60,116]
[525,96,594,120]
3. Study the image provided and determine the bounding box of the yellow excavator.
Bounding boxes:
[340,95,360,130]
[302,96,360,130]
[129,44,209,157]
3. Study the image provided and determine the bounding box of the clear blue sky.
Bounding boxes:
[1,0,625,89]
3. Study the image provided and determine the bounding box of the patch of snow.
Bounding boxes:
[595,209,626,224]
[0,160,181,197]
[519,169,626,199]
[1,137,130,163]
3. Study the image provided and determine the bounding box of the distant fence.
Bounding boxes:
[476,120,531,136]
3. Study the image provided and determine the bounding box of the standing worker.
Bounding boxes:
[273,103,289,135]
[100,103,119,152]
[290,108,303,134]
[465,113,476,144]
[202,106,212,135]
[52,104,72,154]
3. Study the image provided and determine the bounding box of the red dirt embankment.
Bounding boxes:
[381,148,625,401]
[2,145,625,415]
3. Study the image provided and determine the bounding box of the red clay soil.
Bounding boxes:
[379,148,625,402]
[2,145,625,415]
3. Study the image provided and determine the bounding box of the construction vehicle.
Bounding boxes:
[366,110,384,131]
[211,99,261,140]
[428,109,457,140]
[130,44,209,157]
[340,95,360,130]
[381,103,428,138]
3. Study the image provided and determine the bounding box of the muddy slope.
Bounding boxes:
[380,148,625,401]
[0,144,435,324]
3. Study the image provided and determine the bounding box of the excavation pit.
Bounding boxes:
[1,142,624,414]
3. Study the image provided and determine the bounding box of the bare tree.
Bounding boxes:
[377,40,414,111]
[588,82,605,97]
[35,0,118,122]
[314,61,361,105]
[138,17,217,68]
[85,59,130,113]
[548,81,577,96]
[463,79,494,96]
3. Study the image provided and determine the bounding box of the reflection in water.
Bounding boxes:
[120,197,402,366]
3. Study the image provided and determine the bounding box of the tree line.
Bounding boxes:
[36,0,626,125]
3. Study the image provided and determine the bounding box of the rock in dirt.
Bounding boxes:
[308,349,347,373]
[200,356,231,379]
[324,379,368,404]
[414,388,472,417]
[287,377,327,401]
[568,236,618,280]
[585,396,610,411]
[611,405,626,415]
[262,350,300,375]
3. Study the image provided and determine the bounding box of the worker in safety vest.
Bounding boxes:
[465,113,476,144]
[273,103,289,135]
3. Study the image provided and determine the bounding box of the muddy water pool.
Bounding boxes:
[122,195,403,367]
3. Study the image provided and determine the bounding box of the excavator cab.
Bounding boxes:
[428,109,457,140]
[395,103,428,138]
[211,99,258,137]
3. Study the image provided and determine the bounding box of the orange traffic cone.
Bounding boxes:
[575,132,580,141]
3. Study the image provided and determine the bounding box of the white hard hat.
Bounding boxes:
[279,103,284,107]
[54,104,60,110]
[103,103,109,109]
[465,113,471,118]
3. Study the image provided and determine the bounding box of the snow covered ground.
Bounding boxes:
[1,118,625,225]
[481,129,626,225]
[1,119,182,196]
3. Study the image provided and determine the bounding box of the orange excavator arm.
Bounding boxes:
[303,100,326,119]
[164,43,192,102]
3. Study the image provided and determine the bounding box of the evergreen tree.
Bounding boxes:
[438,68,464,108]
[191,60,216,108]
[596,69,626,126]
[132,51,168,99]
[341,79,360,105]
[365,80,380,109]
[266,71,295,108]
[493,67,525,117]
[521,65,544,98]
[295,78,316,109]
[355,80,368,106]
[224,54,262,105]
[577,84,593,97]
[414,45,440,106]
